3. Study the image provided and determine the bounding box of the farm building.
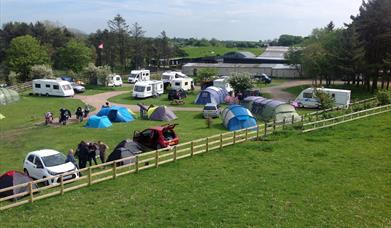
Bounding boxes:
[241,96,300,122]
[182,63,300,78]
[223,51,256,59]
[256,46,289,62]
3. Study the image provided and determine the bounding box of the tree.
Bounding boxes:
[314,90,334,109]
[58,39,93,72]
[6,35,49,81]
[82,63,112,85]
[129,22,145,69]
[30,64,54,79]
[285,47,303,77]
[108,14,130,72]
[278,34,304,46]
[228,73,253,93]
[197,68,217,83]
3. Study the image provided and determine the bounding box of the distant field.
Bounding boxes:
[181,46,264,58]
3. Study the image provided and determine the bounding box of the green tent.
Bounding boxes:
[0,88,20,105]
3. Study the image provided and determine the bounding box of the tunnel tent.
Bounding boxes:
[106,139,144,165]
[85,115,112,128]
[0,171,38,198]
[241,96,267,110]
[194,86,228,105]
[0,88,19,106]
[242,96,300,122]
[149,106,177,121]
[221,105,257,131]
[97,106,135,122]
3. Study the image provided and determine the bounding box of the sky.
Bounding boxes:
[1,0,363,41]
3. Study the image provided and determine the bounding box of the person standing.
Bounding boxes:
[88,143,98,166]
[65,149,79,169]
[97,141,109,163]
[75,141,89,169]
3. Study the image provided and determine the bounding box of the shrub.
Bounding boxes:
[228,73,253,93]
[314,90,334,110]
[196,68,217,84]
[376,90,391,105]
[82,63,112,85]
[30,64,54,79]
[7,71,18,85]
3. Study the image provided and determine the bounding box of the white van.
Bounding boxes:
[170,78,194,91]
[213,78,234,94]
[295,87,351,108]
[32,79,75,97]
[128,70,150,83]
[133,80,164,98]
[161,71,188,85]
[107,74,123,87]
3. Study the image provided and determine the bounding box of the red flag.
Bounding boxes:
[98,43,104,49]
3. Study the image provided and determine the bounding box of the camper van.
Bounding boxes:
[133,80,164,98]
[161,71,188,85]
[32,79,75,97]
[107,74,123,87]
[128,70,150,83]
[170,78,194,91]
[294,87,351,108]
[213,78,234,94]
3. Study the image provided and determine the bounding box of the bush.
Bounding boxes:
[376,90,391,105]
[82,63,112,85]
[314,90,334,110]
[30,64,54,79]
[7,71,18,85]
[196,68,217,84]
[228,73,253,93]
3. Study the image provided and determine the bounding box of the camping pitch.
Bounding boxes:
[0,171,37,198]
[148,106,177,121]
[221,105,257,131]
[97,106,135,122]
[85,116,112,128]
[194,86,228,105]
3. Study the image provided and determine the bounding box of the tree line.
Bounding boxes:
[286,0,391,92]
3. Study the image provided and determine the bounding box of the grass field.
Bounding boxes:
[182,46,264,58]
[83,84,131,96]
[0,108,390,226]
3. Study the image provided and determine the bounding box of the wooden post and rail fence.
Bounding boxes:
[1,103,390,211]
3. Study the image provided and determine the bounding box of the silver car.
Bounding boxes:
[70,82,85,93]
[203,103,220,118]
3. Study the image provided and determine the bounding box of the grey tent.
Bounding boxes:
[0,88,19,105]
[241,96,300,122]
[0,171,38,199]
[106,139,144,166]
[149,106,177,121]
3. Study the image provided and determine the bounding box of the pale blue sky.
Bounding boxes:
[1,0,362,41]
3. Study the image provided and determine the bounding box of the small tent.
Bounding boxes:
[221,105,257,131]
[0,88,19,106]
[0,113,5,120]
[194,86,228,105]
[242,96,300,122]
[0,171,37,198]
[85,115,112,128]
[107,139,144,165]
[97,106,135,122]
[149,106,177,121]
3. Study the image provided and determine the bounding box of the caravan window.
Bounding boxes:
[53,85,59,90]
[185,82,189,86]
[35,83,41,88]
[115,76,121,81]
[303,92,313,98]
[45,84,50,88]
[160,84,163,89]
[146,86,151,91]
[175,82,180,86]
[134,86,145,92]
[62,85,72,90]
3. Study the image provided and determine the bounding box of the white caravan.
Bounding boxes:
[161,71,188,85]
[213,78,234,94]
[32,79,75,97]
[128,70,150,83]
[295,87,351,108]
[170,78,194,91]
[133,80,164,98]
[106,74,123,87]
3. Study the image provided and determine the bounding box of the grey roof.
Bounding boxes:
[223,51,256,59]
[257,46,289,60]
[183,62,296,70]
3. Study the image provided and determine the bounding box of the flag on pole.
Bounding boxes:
[98,42,104,49]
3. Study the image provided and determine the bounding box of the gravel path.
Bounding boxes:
[262,80,313,101]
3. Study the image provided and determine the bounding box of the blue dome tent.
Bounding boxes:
[97,106,135,122]
[221,105,257,131]
[85,116,112,128]
[194,86,228,105]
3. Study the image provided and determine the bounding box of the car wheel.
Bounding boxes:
[23,169,30,176]
[42,177,50,186]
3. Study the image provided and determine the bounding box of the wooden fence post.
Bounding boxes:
[273,119,276,132]
[190,141,194,156]
[206,137,209,152]
[256,125,260,140]
[291,115,294,124]
[60,175,64,195]
[220,134,223,149]
[264,122,267,137]
[135,156,139,173]
[301,116,304,129]
[113,162,117,179]
[29,182,34,203]
[173,146,177,162]
[283,117,286,130]
[233,131,236,144]
[155,150,159,168]
[245,128,248,141]
[88,167,92,186]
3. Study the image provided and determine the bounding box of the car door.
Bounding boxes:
[24,155,36,177]
[33,156,46,179]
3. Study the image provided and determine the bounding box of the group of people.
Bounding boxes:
[44,105,91,125]
[66,140,109,169]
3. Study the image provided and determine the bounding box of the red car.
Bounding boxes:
[133,124,179,150]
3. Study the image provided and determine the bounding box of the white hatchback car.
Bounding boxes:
[23,149,79,185]
[203,103,220,118]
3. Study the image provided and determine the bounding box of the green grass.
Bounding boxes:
[83,84,131,96]
[182,46,264,58]
[0,110,390,226]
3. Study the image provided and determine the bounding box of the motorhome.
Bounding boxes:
[170,78,194,91]
[161,71,188,87]
[107,74,123,87]
[213,78,234,94]
[32,79,75,97]
[128,70,150,83]
[133,80,164,98]
[294,87,351,108]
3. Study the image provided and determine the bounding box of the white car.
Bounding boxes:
[203,103,220,118]
[23,149,79,185]
[295,98,320,108]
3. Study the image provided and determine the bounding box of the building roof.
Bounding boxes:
[223,51,256,59]
[183,62,297,69]
[257,46,289,60]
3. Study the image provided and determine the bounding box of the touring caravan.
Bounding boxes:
[294,87,351,108]
[32,79,75,97]
[170,78,194,91]
[128,70,150,83]
[162,71,188,83]
[107,74,123,87]
[213,78,233,94]
[133,80,164,98]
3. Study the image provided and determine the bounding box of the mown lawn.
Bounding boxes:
[182,46,264,58]
[83,84,131,96]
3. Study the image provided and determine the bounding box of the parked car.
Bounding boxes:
[133,124,179,149]
[254,73,272,84]
[168,88,187,101]
[242,89,261,99]
[203,103,220,118]
[23,149,79,185]
[70,82,85,93]
[293,98,320,108]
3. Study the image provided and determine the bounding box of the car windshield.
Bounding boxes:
[134,86,145,92]
[41,153,66,167]
[162,75,171,80]
[129,74,138,78]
